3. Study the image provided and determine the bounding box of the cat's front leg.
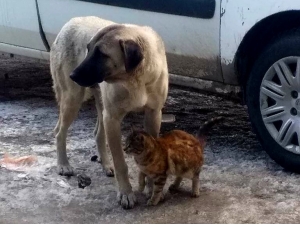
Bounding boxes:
[147,174,167,206]
[169,176,183,192]
[138,171,146,192]
[145,176,154,199]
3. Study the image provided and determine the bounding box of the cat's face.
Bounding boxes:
[124,131,146,156]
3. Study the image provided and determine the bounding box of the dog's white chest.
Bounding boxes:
[101,82,148,112]
[127,87,148,112]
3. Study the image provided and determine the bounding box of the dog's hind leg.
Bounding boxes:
[52,76,62,136]
[54,114,61,136]
[93,117,99,137]
[144,108,162,195]
[144,108,162,137]
[56,91,84,176]
[91,87,114,177]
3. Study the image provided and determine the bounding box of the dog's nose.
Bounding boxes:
[69,71,94,87]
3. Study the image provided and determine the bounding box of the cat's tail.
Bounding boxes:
[196,116,224,147]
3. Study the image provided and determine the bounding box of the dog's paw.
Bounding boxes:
[57,164,74,176]
[117,192,136,209]
[104,166,114,177]
[191,190,200,198]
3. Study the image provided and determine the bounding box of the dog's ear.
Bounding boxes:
[119,39,144,73]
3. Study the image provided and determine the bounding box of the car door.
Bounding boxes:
[37,0,222,82]
[0,0,47,51]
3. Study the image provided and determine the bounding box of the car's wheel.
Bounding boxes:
[247,29,300,172]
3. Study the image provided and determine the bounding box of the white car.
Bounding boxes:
[1,0,300,172]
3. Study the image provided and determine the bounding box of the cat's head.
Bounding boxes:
[124,127,151,156]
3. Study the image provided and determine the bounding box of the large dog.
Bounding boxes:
[50,17,168,209]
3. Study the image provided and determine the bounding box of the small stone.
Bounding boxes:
[91,155,98,162]
[17,173,28,178]
[57,179,70,189]
[77,174,92,189]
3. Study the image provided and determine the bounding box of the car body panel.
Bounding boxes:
[0,42,49,60]
[0,0,299,88]
[220,0,300,85]
[0,0,46,51]
[37,0,223,82]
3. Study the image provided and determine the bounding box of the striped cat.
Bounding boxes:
[124,117,224,206]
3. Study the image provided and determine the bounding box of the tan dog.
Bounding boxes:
[50,16,168,209]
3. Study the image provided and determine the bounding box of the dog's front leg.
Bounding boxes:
[103,111,136,209]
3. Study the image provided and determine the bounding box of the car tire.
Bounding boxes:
[246,29,300,173]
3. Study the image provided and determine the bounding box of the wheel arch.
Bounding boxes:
[234,10,300,102]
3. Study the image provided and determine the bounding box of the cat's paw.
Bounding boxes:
[169,184,180,192]
[147,198,160,206]
[138,185,145,192]
[160,192,165,202]
[145,189,153,199]
[147,194,164,206]
[117,192,136,209]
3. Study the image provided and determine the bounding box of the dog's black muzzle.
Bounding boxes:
[70,48,108,87]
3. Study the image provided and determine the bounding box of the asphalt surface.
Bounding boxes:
[1,54,300,223]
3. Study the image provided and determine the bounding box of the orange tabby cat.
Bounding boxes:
[124,117,224,206]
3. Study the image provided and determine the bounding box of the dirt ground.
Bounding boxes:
[1,53,300,223]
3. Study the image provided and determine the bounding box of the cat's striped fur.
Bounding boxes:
[124,117,224,206]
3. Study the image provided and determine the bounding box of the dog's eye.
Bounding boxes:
[99,51,110,59]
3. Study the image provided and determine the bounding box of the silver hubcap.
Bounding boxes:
[260,56,300,154]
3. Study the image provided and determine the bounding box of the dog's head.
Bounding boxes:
[70,24,144,87]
